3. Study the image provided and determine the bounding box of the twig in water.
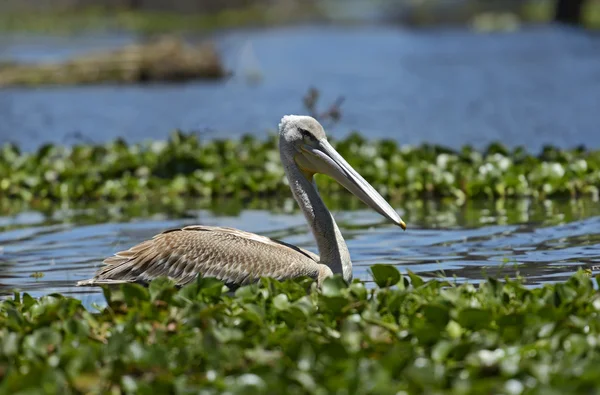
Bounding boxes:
[302,87,344,129]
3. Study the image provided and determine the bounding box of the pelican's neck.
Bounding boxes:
[283,160,352,282]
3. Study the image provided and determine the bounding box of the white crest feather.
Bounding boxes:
[278,114,302,133]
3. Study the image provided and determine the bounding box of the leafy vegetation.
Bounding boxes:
[2,1,600,34]
[0,5,321,35]
[1,132,599,216]
[1,267,599,393]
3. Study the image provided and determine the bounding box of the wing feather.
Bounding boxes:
[77,226,322,287]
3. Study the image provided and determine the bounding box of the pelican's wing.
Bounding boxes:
[77,225,321,287]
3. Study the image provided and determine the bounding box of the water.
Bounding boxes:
[2,25,600,151]
[1,198,599,307]
[1,24,599,307]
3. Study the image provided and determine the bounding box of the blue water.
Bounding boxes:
[1,25,599,151]
[1,199,599,307]
[1,24,599,307]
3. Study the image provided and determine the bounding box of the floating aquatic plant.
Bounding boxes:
[0,5,323,35]
[1,268,600,393]
[0,132,599,215]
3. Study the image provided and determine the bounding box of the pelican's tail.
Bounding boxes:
[76,278,136,287]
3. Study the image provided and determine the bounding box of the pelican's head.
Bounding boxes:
[278,115,406,230]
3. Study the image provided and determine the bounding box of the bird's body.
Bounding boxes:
[77,115,406,288]
[76,225,329,288]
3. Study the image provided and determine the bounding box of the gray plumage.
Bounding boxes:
[77,115,406,289]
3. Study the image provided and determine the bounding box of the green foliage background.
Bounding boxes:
[2,268,600,394]
[2,133,599,216]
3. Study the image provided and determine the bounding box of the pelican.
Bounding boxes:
[77,115,406,289]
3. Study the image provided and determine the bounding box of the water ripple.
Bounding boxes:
[1,26,599,151]
[1,200,599,307]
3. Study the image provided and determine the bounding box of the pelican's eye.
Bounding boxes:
[299,128,316,145]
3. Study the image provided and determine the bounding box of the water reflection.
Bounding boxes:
[0,198,598,307]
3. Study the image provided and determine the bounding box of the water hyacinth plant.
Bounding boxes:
[1,132,599,214]
[1,267,600,393]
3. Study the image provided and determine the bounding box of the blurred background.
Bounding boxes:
[1,0,599,151]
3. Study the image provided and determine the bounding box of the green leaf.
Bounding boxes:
[234,284,259,300]
[101,285,113,304]
[63,318,90,337]
[121,283,150,305]
[431,340,454,362]
[22,293,36,309]
[321,275,347,297]
[24,327,62,356]
[149,277,177,302]
[413,321,444,345]
[422,303,451,329]
[2,332,20,356]
[319,296,349,314]
[349,282,367,300]
[4,307,24,331]
[176,281,200,302]
[407,270,424,288]
[370,264,401,288]
[196,276,226,299]
[457,308,493,330]
[239,303,265,325]
[292,296,315,318]
[272,294,290,311]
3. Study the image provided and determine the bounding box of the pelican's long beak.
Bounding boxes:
[301,140,407,230]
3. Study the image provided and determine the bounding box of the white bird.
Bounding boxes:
[76,115,406,288]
